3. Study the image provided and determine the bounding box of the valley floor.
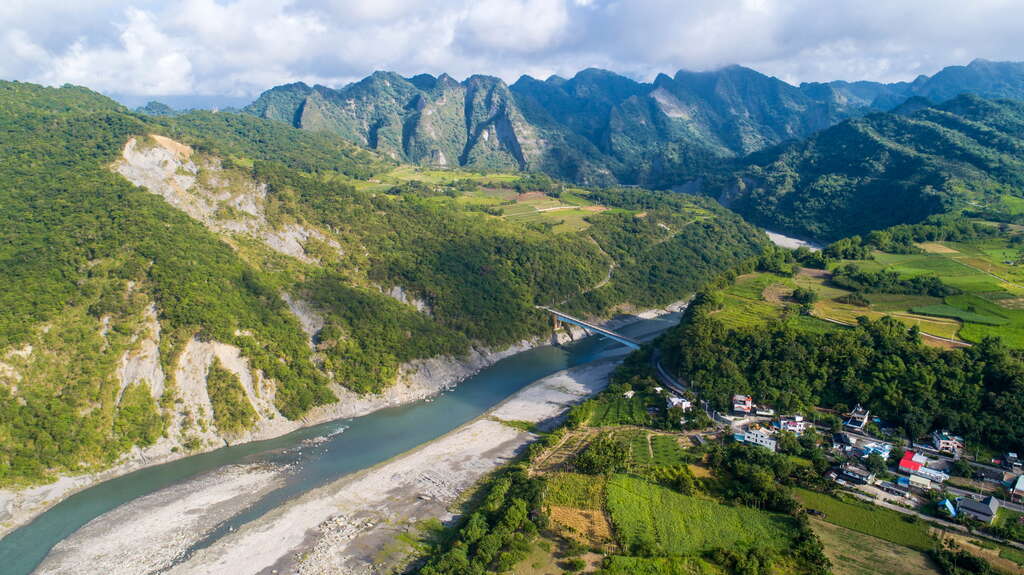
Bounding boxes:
[32,361,618,575]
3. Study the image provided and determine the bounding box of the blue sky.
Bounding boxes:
[3,0,1023,101]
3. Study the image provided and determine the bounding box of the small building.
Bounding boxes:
[732,394,753,415]
[844,404,871,430]
[1002,453,1022,471]
[735,425,777,451]
[957,496,1000,524]
[777,415,811,435]
[832,432,855,452]
[939,498,957,518]
[1012,475,1024,504]
[878,480,910,498]
[667,396,692,411]
[901,451,948,483]
[838,462,875,485]
[908,474,933,491]
[653,387,663,394]
[860,441,892,460]
[899,450,925,474]
[914,467,949,484]
[932,430,965,455]
[623,390,635,399]
[754,407,776,417]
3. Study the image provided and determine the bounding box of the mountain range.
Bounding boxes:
[234,59,1024,187]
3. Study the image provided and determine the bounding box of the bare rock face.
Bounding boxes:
[384,286,433,316]
[115,135,342,264]
[116,304,165,402]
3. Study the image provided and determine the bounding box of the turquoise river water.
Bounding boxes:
[0,312,680,574]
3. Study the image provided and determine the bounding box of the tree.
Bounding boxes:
[574,434,628,474]
[865,452,887,475]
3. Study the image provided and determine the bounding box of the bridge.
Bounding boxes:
[538,306,642,350]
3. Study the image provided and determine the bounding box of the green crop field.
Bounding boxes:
[650,435,687,466]
[793,488,934,551]
[588,395,653,427]
[627,431,653,465]
[910,304,1008,325]
[607,475,795,556]
[598,556,721,575]
[545,472,606,509]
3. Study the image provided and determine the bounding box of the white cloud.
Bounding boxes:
[0,0,1023,98]
[42,8,193,94]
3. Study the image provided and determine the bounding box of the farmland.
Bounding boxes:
[585,392,657,427]
[819,234,1024,347]
[348,165,612,232]
[598,556,723,575]
[793,488,934,551]
[810,519,940,575]
[713,231,1024,349]
[545,472,605,509]
[606,474,795,556]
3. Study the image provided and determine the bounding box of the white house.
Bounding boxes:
[932,430,965,455]
[735,425,777,451]
[778,415,811,435]
[667,396,692,411]
[732,394,753,414]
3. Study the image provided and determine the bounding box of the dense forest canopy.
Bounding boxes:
[724,95,1024,241]
[664,284,1024,453]
[0,81,764,486]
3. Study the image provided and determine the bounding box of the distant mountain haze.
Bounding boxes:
[225,59,1024,188]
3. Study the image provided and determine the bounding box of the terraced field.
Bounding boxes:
[713,232,1024,349]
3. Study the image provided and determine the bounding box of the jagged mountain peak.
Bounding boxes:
[245,60,1024,186]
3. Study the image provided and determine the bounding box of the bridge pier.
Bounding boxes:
[538,306,641,350]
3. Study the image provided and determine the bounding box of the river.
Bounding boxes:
[0,312,680,575]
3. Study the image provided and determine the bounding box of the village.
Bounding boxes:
[649,374,1024,541]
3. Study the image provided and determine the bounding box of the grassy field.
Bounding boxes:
[545,472,606,509]
[598,556,723,575]
[810,519,940,575]
[793,488,935,551]
[349,166,610,232]
[588,393,656,427]
[850,236,1024,347]
[607,475,795,556]
[713,232,1024,348]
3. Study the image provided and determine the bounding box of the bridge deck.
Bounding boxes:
[539,307,642,350]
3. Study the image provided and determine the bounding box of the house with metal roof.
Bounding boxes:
[957,496,1000,524]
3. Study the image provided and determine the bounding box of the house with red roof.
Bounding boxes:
[899,450,923,473]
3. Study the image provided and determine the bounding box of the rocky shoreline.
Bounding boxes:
[0,302,684,541]
[35,360,621,575]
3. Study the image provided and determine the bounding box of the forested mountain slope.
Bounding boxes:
[0,81,763,487]
[722,94,1024,240]
[236,60,1024,187]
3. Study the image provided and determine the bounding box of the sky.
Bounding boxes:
[3,0,1024,104]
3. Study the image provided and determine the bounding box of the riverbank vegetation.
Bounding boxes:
[0,81,764,486]
[416,359,832,575]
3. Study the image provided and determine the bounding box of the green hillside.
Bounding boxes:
[725,94,1024,240]
[0,81,763,486]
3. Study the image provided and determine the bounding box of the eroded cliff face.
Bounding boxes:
[115,135,342,264]
[0,133,567,537]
